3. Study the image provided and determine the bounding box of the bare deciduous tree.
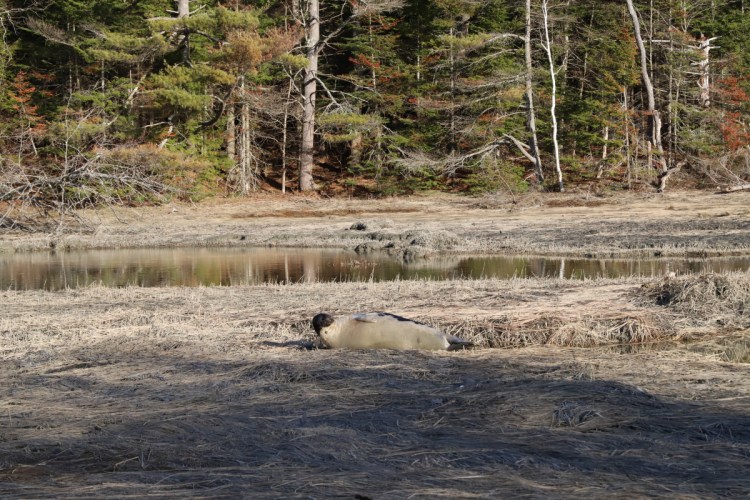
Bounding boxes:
[625,0,677,192]
[541,0,563,192]
[525,0,544,184]
[694,34,719,108]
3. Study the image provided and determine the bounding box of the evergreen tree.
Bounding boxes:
[1,0,750,204]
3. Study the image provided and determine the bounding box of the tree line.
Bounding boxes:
[1,0,749,218]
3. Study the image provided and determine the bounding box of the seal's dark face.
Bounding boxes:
[312,313,335,334]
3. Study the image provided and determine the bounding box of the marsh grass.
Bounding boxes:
[2,340,750,497]
[640,272,750,328]
[5,191,750,258]
[436,312,669,348]
[3,277,750,496]
[721,341,750,363]
[4,192,750,495]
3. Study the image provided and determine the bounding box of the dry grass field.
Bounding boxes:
[4,190,750,257]
[2,191,750,497]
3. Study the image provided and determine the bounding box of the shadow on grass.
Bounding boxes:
[2,348,749,498]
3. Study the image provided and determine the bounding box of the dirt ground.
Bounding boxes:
[2,191,750,497]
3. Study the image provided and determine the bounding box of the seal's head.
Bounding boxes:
[312,313,335,335]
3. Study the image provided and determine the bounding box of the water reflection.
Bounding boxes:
[1,248,750,290]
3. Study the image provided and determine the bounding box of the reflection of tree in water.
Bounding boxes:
[3,250,750,290]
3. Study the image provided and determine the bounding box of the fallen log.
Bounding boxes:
[716,183,750,194]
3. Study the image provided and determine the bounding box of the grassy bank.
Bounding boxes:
[5,274,748,352]
[3,191,750,258]
[2,276,750,496]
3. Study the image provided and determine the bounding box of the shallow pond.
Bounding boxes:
[2,247,750,290]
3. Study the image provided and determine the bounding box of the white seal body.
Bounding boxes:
[311,312,470,351]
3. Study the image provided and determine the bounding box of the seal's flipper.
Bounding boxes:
[352,314,378,323]
[446,334,473,350]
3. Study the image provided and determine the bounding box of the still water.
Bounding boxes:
[1,247,749,290]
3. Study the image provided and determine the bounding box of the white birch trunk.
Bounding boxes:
[597,126,609,179]
[542,0,563,192]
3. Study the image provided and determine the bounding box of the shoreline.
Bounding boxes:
[2,190,750,258]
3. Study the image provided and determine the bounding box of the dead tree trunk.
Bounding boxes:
[449,26,457,152]
[237,76,255,194]
[175,0,190,17]
[281,74,294,194]
[226,98,236,160]
[299,0,319,192]
[157,0,192,149]
[718,183,750,194]
[623,86,632,188]
[625,0,671,191]
[694,34,718,108]
[657,160,686,192]
[175,0,191,62]
[524,0,544,184]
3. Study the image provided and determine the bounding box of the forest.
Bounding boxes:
[1,0,749,215]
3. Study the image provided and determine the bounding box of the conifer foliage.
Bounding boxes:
[0,0,749,212]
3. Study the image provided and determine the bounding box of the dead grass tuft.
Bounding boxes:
[552,401,603,427]
[545,198,611,208]
[440,312,670,348]
[353,228,461,260]
[640,272,750,328]
[238,361,312,383]
[721,341,750,363]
